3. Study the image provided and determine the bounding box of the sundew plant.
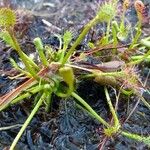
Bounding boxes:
[0,0,150,149]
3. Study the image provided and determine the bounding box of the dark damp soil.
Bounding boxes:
[0,0,150,150]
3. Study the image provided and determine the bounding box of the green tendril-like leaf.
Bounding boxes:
[0,8,16,28]
[63,30,72,47]
[0,31,16,49]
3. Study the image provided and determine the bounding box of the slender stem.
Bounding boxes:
[80,71,124,80]
[121,130,150,145]
[34,38,48,66]
[131,55,150,61]
[112,22,118,48]
[11,39,38,77]
[10,32,39,69]
[129,49,150,65]
[62,15,99,65]
[7,28,39,77]
[104,87,120,128]
[11,85,45,104]
[10,58,32,77]
[120,3,127,37]
[10,93,46,150]
[140,38,150,48]
[136,92,150,110]
[45,92,52,112]
[92,71,124,77]
[129,22,141,50]
[106,21,111,44]
[71,92,110,127]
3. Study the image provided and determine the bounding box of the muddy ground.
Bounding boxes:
[0,0,150,150]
